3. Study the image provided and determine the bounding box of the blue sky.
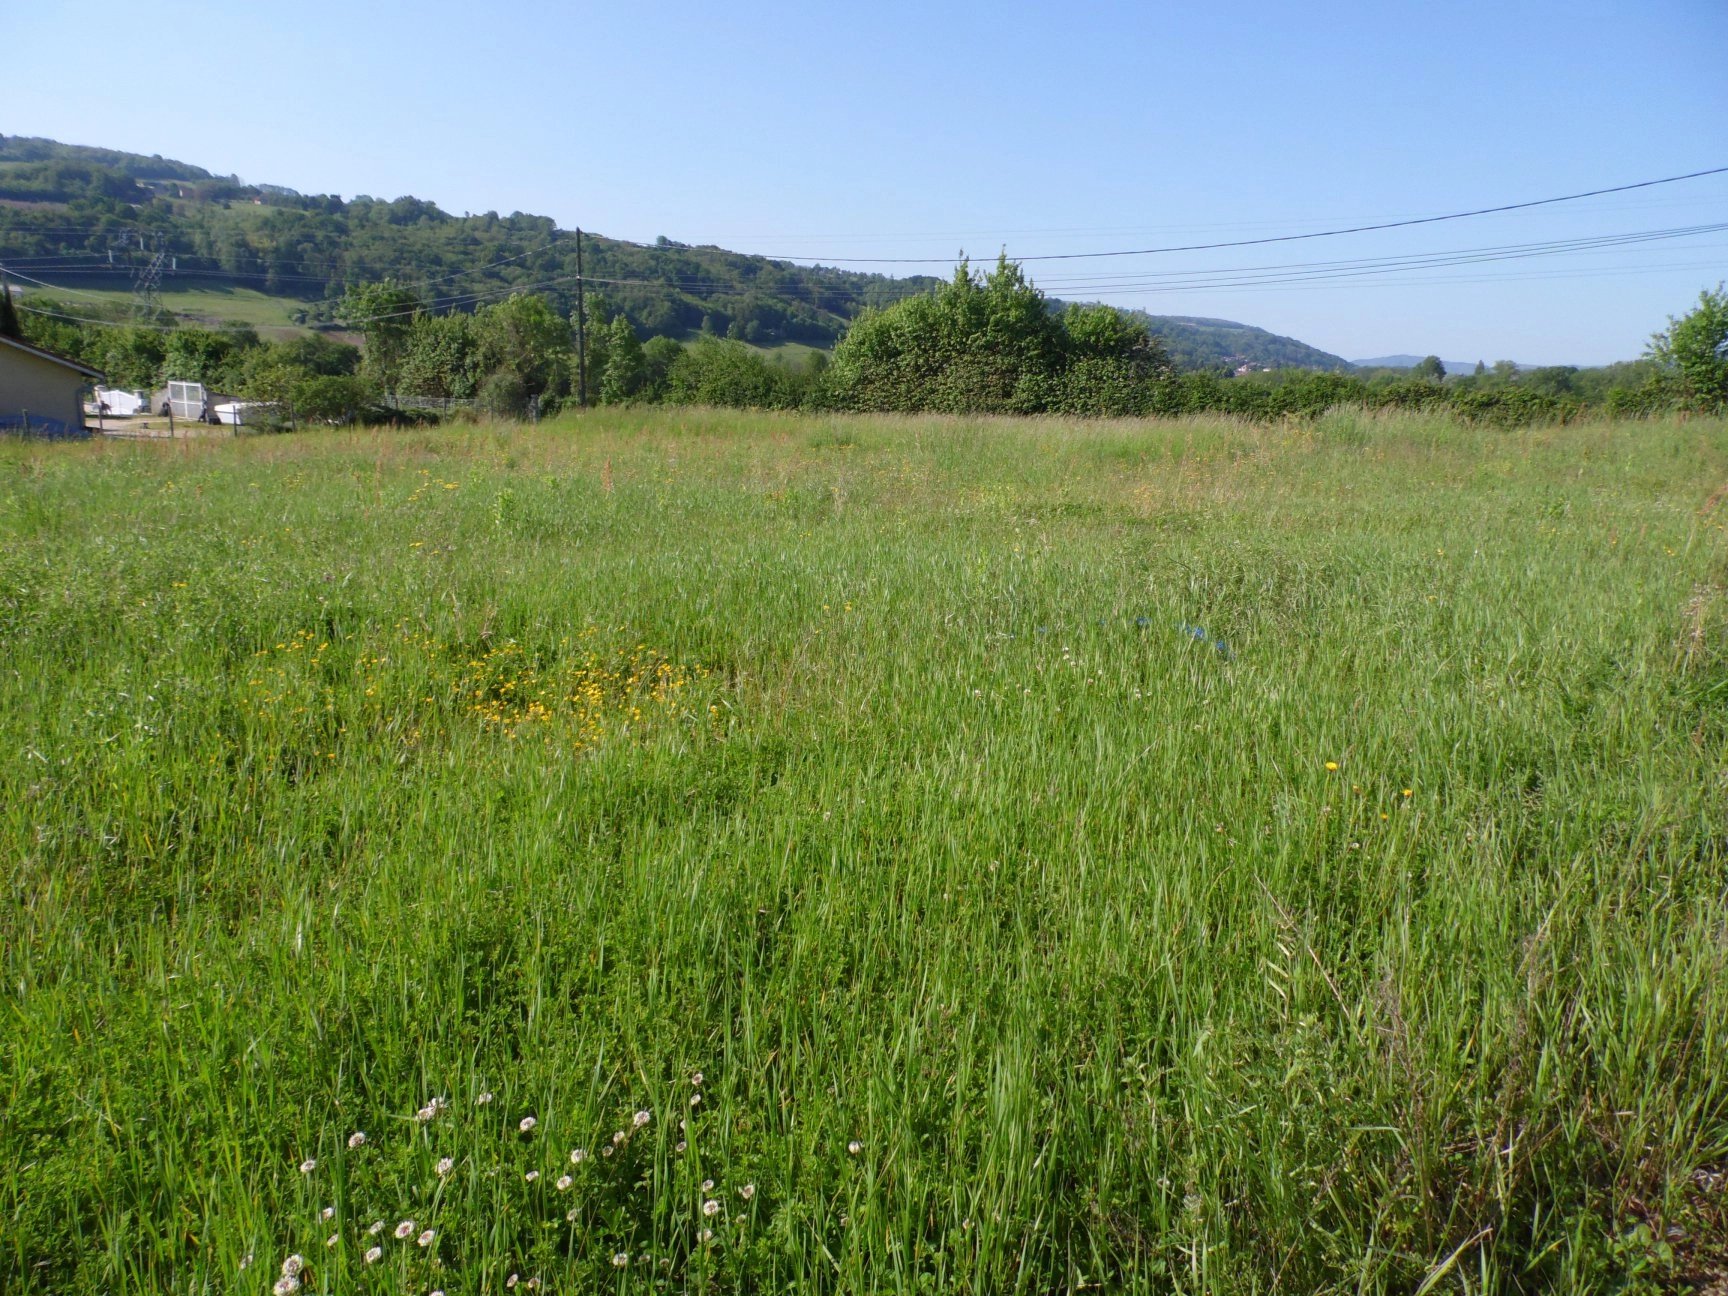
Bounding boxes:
[7,0,1726,364]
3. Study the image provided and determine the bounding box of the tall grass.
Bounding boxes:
[2,407,1725,1294]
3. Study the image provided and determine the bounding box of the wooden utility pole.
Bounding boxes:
[575,228,588,409]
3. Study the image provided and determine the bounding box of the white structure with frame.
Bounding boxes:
[167,380,206,420]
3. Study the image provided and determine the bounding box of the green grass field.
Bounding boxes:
[18,283,317,333]
[2,408,1726,1294]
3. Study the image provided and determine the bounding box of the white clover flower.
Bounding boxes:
[565,1208,580,1223]
[691,1071,704,1086]
[239,1253,253,1271]
[364,1246,382,1264]
[739,1183,756,1201]
[347,1131,367,1148]
[321,1205,335,1220]
[325,1233,338,1248]
[701,1179,714,1193]
[476,1091,494,1105]
[415,1106,436,1123]
[281,1254,305,1277]
[524,1170,539,1182]
[611,1130,626,1146]
[298,1158,316,1174]
[273,1277,301,1296]
[436,1157,454,1176]
[633,1110,651,1128]
[698,1228,714,1244]
[848,1140,863,1156]
[690,1093,702,1106]
[367,1220,385,1236]
[675,1141,687,1153]
[569,1148,587,1164]
[394,1219,416,1239]
[702,1199,721,1217]
[556,1174,573,1191]
[612,1253,629,1268]
[506,1273,520,1288]
[518,1116,538,1134]
[417,1229,436,1248]
[431,1291,445,1296]
[601,1145,613,1158]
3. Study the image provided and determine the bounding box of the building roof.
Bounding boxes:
[0,333,104,379]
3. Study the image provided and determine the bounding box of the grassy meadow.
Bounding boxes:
[2,407,1726,1295]
[16,283,318,335]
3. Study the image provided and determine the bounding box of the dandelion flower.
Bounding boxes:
[1325,761,1339,772]
[281,1255,305,1277]
[417,1230,436,1248]
[848,1141,862,1155]
[633,1109,651,1128]
[518,1116,538,1134]
[298,1158,317,1174]
[569,1148,587,1164]
[436,1157,454,1176]
[1402,788,1413,797]
[364,1246,383,1265]
[703,1199,721,1216]
[612,1253,629,1268]
[273,1277,301,1296]
[347,1131,367,1148]
[395,1219,416,1239]
[739,1183,756,1201]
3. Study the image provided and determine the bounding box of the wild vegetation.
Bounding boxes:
[3,406,1725,1294]
[12,269,1719,431]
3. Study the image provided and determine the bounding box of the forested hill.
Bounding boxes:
[1,135,1345,370]
[1122,313,1350,372]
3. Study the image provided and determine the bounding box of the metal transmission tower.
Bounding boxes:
[131,239,168,319]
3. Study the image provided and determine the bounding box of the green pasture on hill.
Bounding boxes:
[19,283,318,334]
[2,408,1726,1295]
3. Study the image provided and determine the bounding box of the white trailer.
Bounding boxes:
[90,387,148,416]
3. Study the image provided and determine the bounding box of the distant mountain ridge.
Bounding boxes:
[1353,355,1518,375]
[2,134,1349,372]
[1133,313,1351,372]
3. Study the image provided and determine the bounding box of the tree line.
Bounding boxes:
[12,266,1724,427]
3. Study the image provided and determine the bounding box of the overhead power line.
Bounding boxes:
[732,165,1728,264]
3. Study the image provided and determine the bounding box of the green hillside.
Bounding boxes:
[1124,311,1351,372]
[2,135,1346,371]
